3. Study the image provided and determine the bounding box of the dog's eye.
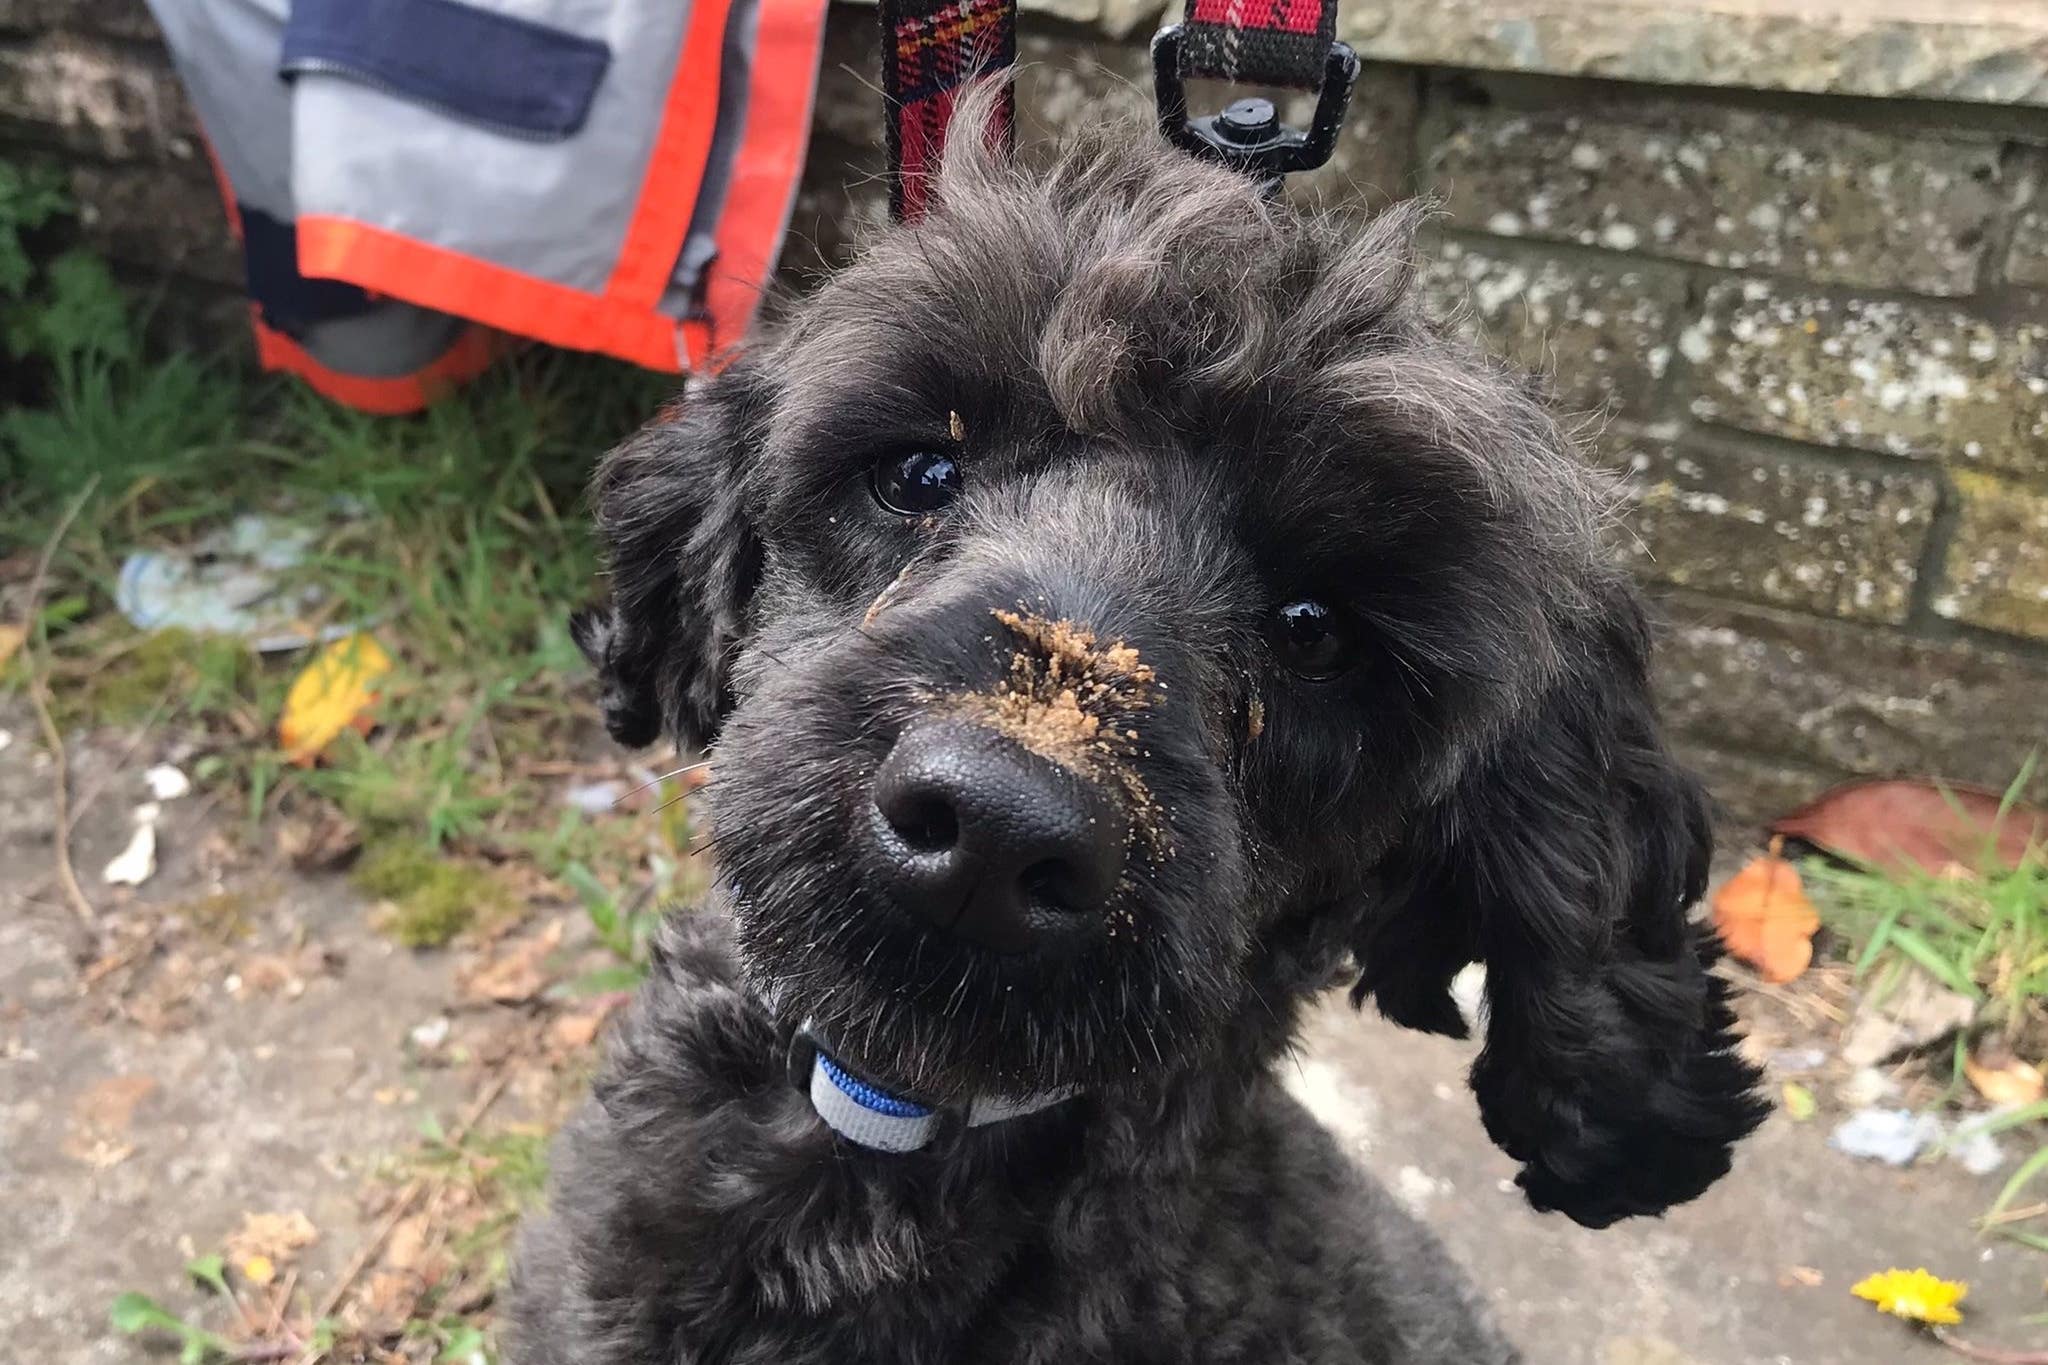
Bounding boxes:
[1269,599,1360,681]
[871,449,962,517]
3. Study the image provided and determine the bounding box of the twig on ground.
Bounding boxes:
[265,1268,297,1338]
[65,695,171,835]
[311,1068,510,1325]
[1937,1328,2048,1363]
[1977,1200,2048,1229]
[20,479,101,929]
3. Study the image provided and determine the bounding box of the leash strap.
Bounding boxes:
[1175,0,1340,91]
[879,0,1018,221]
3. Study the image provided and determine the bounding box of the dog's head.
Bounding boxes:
[575,106,1764,1227]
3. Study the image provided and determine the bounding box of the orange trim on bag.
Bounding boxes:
[604,0,737,308]
[297,216,699,371]
[702,0,831,357]
[250,306,510,414]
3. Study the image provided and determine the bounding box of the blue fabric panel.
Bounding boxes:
[239,203,376,336]
[281,0,612,140]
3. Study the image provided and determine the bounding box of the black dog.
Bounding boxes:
[507,102,1767,1364]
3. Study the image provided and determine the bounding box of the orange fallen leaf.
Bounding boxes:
[1711,838,1820,983]
[0,622,25,672]
[278,634,392,766]
[1965,1051,2046,1108]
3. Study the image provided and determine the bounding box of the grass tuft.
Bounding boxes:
[354,841,508,949]
[1806,764,2048,1043]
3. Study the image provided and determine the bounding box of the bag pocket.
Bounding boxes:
[281,0,611,140]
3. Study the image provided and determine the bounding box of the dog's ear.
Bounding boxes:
[572,365,769,751]
[1352,581,1767,1228]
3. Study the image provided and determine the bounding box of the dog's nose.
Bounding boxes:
[869,720,1128,953]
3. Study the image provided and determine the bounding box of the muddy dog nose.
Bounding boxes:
[870,720,1129,953]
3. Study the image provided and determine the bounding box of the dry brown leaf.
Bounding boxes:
[547,994,627,1057]
[224,1210,318,1272]
[1780,1265,1825,1288]
[462,919,565,1004]
[234,947,331,998]
[1965,1051,2046,1108]
[0,622,25,673]
[70,1074,158,1132]
[382,1213,433,1273]
[1773,778,2046,876]
[275,810,362,871]
[61,1076,156,1167]
[1711,839,1820,984]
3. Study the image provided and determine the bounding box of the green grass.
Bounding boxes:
[0,235,673,858]
[9,165,693,1365]
[1805,763,2048,1040]
[1805,764,2048,1256]
[408,1119,553,1291]
[0,183,700,994]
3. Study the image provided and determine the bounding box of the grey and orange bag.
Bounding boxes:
[149,0,829,411]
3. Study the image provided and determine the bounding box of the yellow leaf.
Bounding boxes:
[278,635,392,766]
[0,622,25,672]
[1851,1267,1967,1326]
[1711,837,1821,984]
[1781,1082,1817,1122]
[241,1254,276,1287]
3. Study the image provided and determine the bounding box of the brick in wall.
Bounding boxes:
[2008,206,2048,288]
[1681,280,2048,480]
[0,32,200,164]
[0,0,161,41]
[1421,237,1683,417]
[1427,100,2002,297]
[69,162,236,285]
[1652,593,2048,812]
[1603,423,1938,625]
[1935,472,2048,641]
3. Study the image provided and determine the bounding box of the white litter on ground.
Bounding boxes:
[563,780,624,814]
[144,763,191,800]
[101,823,158,886]
[1830,1106,2008,1174]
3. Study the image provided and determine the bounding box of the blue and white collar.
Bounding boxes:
[796,1027,1076,1153]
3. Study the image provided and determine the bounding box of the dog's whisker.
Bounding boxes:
[613,759,711,807]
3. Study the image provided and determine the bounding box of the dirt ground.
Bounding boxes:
[3,694,2042,1364]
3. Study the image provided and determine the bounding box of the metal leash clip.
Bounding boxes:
[1150,25,1360,196]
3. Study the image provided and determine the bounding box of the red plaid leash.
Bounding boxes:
[1176,0,1337,91]
[879,0,1017,221]
[877,0,1354,220]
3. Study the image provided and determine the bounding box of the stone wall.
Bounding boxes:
[6,0,2046,821]
[799,5,2048,820]
[0,0,236,311]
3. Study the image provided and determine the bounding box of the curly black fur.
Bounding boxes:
[509,95,1766,1365]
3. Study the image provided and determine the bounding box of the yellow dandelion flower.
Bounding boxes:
[1851,1268,1967,1326]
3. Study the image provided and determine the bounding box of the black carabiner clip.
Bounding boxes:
[1150,24,1360,198]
